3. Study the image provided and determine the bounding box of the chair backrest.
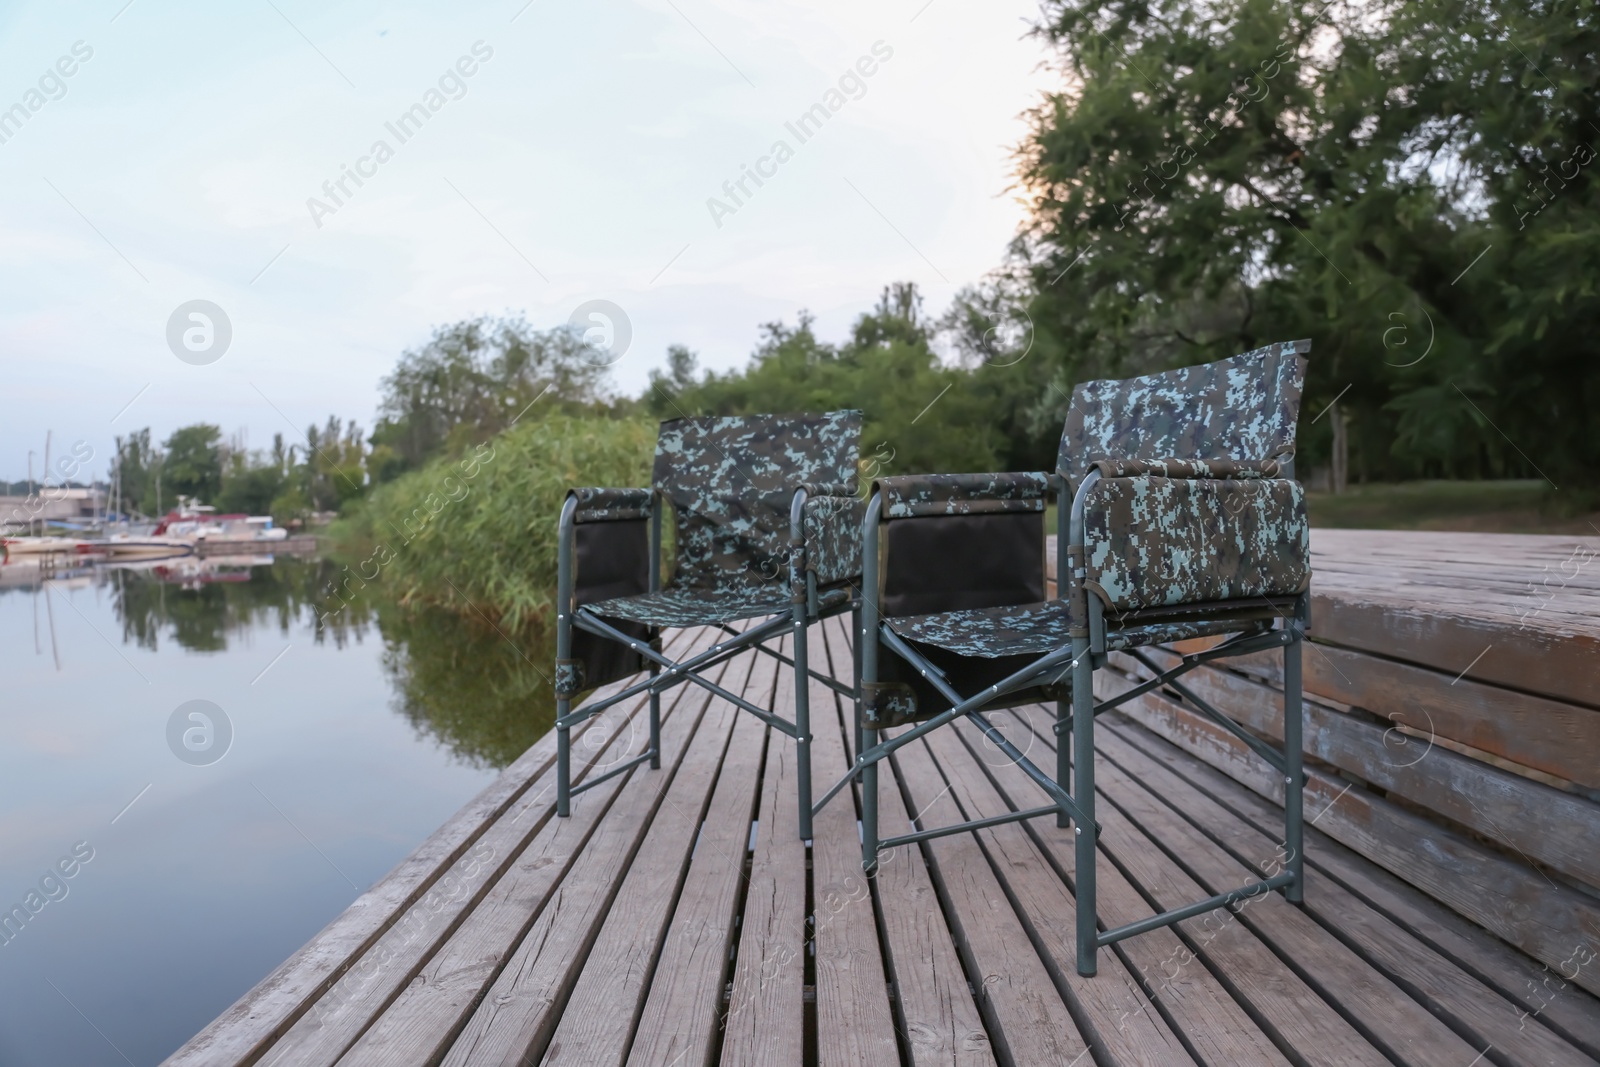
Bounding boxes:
[1056,340,1309,490]
[653,411,861,591]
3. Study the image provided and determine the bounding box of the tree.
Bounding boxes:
[645,283,1017,476]
[370,315,613,476]
[1014,0,1599,496]
[161,424,222,505]
[112,429,159,516]
[217,433,290,515]
[303,416,368,511]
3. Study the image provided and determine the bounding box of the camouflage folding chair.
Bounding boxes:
[817,341,1312,976]
[554,411,863,840]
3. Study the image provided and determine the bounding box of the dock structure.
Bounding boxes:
[168,530,1600,1067]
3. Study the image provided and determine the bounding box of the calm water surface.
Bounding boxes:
[0,555,554,1066]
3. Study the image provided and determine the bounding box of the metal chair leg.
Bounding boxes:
[648,651,662,771]
[1072,638,1098,976]
[556,698,572,818]
[793,610,814,840]
[1284,626,1305,902]
[851,600,864,763]
[861,726,879,872]
[1056,696,1071,828]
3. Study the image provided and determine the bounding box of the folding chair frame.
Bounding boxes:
[554,486,860,840]
[829,469,1308,976]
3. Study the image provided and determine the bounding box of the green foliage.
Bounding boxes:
[1013,0,1600,493]
[326,413,655,631]
[111,429,159,515]
[303,416,369,511]
[647,283,1057,477]
[160,424,222,505]
[370,314,615,478]
[378,604,556,768]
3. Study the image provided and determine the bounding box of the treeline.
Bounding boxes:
[111,419,365,521]
[652,0,1598,499]
[139,0,1600,521]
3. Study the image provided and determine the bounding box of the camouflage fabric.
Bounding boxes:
[886,600,1074,658]
[875,471,1051,520]
[655,411,861,597]
[1081,476,1310,614]
[570,486,651,524]
[1058,340,1309,491]
[1086,458,1281,480]
[884,599,1274,659]
[583,585,793,628]
[862,682,918,727]
[1105,617,1272,651]
[554,658,585,698]
[801,493,865,587]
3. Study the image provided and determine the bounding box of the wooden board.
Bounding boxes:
[717,642,807,1067]
[1117,647,1600,888]
[1092,719,1599,1067]
[163,626,708,1067]
[924,718,1293,1066]
[1095,664,1600,998]
[622,704,769,1067]
[172,594,1600,1067]
[1213,640,1600,790]
[808,620,901,1067]
[542,649,774,1066]
[1104,716,1600,1066]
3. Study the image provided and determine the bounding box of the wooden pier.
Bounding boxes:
[168,530,1600,1067]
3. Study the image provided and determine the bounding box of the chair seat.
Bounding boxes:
[886,600,1274,658]
[583,584,793,627]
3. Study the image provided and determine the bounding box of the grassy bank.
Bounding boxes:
[1305,480,1596,534]
[325,414,654,631]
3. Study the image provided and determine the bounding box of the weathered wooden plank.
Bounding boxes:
[258,646,697,1067]
[1118,647,1600,886]
[718,652,806,1067]
[335,645,744,1066]
[543,648,779,1066]
[869,811,998,1067]
[162,627,707,1067]
[1203,633,1600,793]
[1307,592,1600,711]
[887,734,1105,1066]
[993,709,1393,1066]
[1095,719,1600,1067]
[622,707,769,1067]
[923,716,1287,1066]
[855,658,997,1067]
[1112,720,1600,1059]
[809,619,900,1067]
[1195,638,1600,790]
[1079,734,1489,1065]
[1096,666,1600,998]
[432,662,747,1067]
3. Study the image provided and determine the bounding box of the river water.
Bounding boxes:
[0,554,555,1066]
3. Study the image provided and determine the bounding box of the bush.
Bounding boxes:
[327,414,654,631]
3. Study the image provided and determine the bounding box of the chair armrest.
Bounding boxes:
[797,493,866,586]
[874,472,1051,519]
[1084,457,1285,480]
[568,487,652,524]
[1078,474,1309,614]
[799,481,858,498]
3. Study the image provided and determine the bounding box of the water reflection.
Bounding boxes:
[377,605,555,769]
[0,555,554,769]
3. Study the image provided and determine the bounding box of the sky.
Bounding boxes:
[0,0,1054,483]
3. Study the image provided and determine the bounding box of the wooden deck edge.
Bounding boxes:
[1094,667,1600,997]
[1113,648,1600,892]
[161,628,707,1067]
